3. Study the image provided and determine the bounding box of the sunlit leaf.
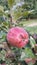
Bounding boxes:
[7,0,15,8]
[30,36,36,48]
[0,5,4,12]
[0,31,6,42]
[20,48,35,61]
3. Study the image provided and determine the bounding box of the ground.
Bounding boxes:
[19,19,37,27]
[18,19,37,34]
[27,22,37,27]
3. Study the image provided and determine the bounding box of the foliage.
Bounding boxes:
[7,0,15,8]
[0,19,37,65]
[0,0,37,65]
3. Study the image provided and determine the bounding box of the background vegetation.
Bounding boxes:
[0,0,37,65]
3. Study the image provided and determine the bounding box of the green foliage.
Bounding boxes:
[20,47,35,61]
[0,5,4,12]
[0,21,10,42]
[0,5,4,16]
[0,0,8,10]
[24,48,35,58]
[30,36,36,48]
[0,31,6,42]
[0,0,37,65]
[7,0,15,8]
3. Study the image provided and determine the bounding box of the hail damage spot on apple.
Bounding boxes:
[7,27,29,48]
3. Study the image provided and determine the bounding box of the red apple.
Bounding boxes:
[7,27,29,48]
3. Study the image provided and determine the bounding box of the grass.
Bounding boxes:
[18,19,37,34]
[18,19,37,26]
[25,26,37,34]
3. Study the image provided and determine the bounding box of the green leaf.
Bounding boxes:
[30,36,36,48]
[20,48,35,61]
[0,31,6,42]
[19,52,25,61]
[0,50,6,61]
[28,62,34,65]
[23,11,28,17]
[25,48,35,58]
[0,5,4,16]
[7,0,15,8]
[0,5,4,12]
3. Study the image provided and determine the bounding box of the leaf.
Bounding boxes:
[25,48,35,58]
[12,6,23,21]
[30,36,36,48]
[0,49,6,61]
[0,6,7,16]
[0,5,4,16]
[0,5,4,12]
[22,11,28,17]
[19,52,25,61]
[28,62,34,65]
[7,0,15,8]
[20,48,35,61]
[0,31,6,42]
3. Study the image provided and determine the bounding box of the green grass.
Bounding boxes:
[19,19,37,26]
[18,19,37,34]
[25,26,37,34]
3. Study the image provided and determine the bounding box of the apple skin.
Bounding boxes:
[7,27,29,48]
[1,63,6,65]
